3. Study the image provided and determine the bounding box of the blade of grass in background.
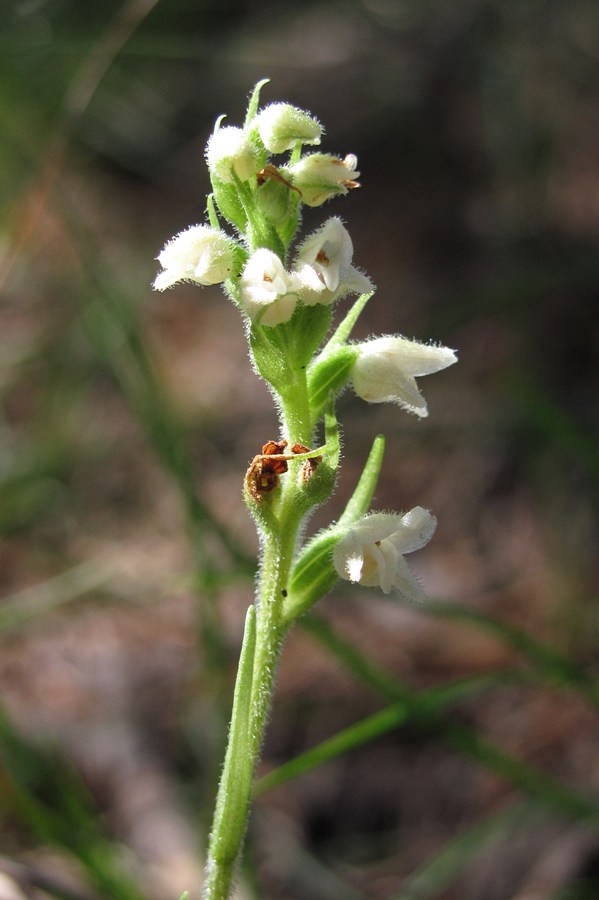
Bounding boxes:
[254,685,599,833]
[390,597,599,709]
[394,800,546,900]
[510,378,599,487]
[0,8,257,851]
[0,557,123,636]
[254,614,599,835]
[0,707,145,900]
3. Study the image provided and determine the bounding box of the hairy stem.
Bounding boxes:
[202,381,311,899]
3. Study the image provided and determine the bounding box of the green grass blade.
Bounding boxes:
[255,614,599,833]
[254,703,410,796]
[394,597,599,709]
[0,557,118,635]
[395,801,545,899]
[0,707,145,900]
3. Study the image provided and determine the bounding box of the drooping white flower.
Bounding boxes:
[239,248,299,326]
[153,225,235,291]
[206,125,259,184]
[294,218,373,306]
[351,336,457,417]
[256,103,322,154]
[288,153,360,207]
[333,508,437,597]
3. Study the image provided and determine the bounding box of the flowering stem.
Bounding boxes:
[202,537,298,899]
[153,81,457,899]
[203,395,311,898]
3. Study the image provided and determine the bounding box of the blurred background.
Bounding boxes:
[1,1,599,898]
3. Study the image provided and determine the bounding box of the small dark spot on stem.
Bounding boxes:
[281,589,288,597]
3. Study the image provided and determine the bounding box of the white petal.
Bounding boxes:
[353,512,402,541]
[333,530,367,580]
[376,538,400,594]
[392,507,437,554]
[346,554,365,583]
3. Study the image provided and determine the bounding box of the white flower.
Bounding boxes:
[333,508,437,597]
[294,218,373,306]
[206,125,259,184]
[351,336,457,417]
[288,153,360,207]
[256,103,322,154]
[153,225,235,290]
[240,248,299,326]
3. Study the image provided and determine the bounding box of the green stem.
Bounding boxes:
[278,329,314,445]
[203,607,257,899]
[202,371,312,898]
[249,521,295,759]
[202,530,297,899]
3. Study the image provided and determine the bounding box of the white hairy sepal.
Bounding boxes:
[153,225,237,290]
[206,125,259,184]
[256,102,323,154]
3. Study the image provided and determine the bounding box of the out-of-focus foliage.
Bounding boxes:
[1,1,598,898]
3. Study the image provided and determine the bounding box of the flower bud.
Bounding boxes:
[153,225,236,290]
[351,336,457,417]
[333,508,437,597]
[206,125,259,184]
[288,153,360,207]
[240,248,299,326]
[255,174,296,226]
[256,103,322,154]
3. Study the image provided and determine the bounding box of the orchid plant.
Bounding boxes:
[154,80,457,900]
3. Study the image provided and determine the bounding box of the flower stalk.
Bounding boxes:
[153,80,458,899]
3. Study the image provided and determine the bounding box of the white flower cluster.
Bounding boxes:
[204,103,322,187]
[152,85,459,599]
[238,218,372,325]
